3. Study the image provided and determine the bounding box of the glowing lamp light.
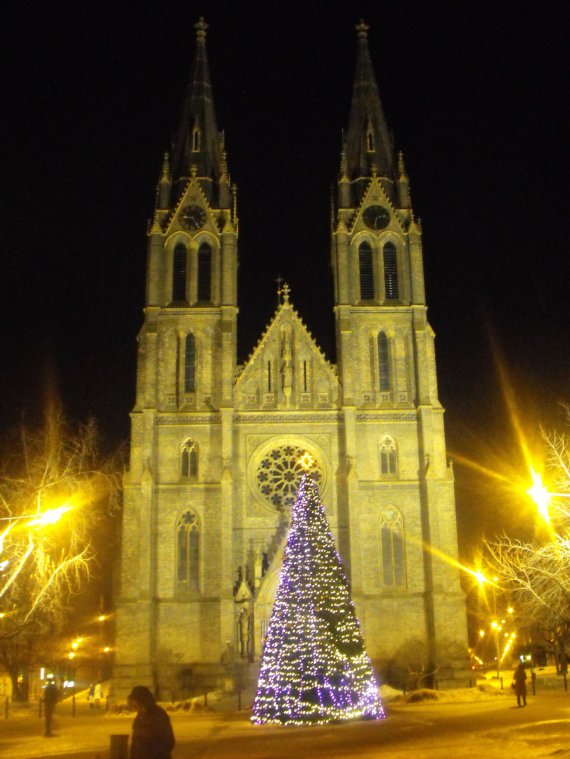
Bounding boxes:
[527,469,551,523]
[27,503,73,528]
[474,570,487,587]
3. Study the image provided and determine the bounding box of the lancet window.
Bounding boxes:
[380,507,405,587]
[380,436,397,476]
[172,243,187,302]
[181,439,198,479]
[378,332,391,391]
[359,242,374,300]
[197,243,212,302]
[383,242,399,300]
[184,333,196,393]
[176,510,200,590]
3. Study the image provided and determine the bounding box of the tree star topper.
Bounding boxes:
[298,452,316,471]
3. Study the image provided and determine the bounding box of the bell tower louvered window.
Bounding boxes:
[359,242,374,299]
[383,242,399,300]
[177,510,200,590]
[172,243,187,302]
[184,333,196,393]
[197,243,212,302]
[378,332,391,391]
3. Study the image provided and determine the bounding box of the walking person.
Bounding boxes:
[93,681,103,708]
[43,675,58,736]
[127,685,175,759]
[512,661,527,707]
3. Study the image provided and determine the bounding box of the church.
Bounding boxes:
[114,18,468,698]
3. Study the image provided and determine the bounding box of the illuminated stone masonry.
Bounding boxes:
[113,18,468,700]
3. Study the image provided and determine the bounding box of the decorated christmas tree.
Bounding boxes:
[252,469,385,725]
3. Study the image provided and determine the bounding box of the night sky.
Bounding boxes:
[2,2,568,553]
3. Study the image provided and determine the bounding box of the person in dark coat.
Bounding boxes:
[512,662,527,707]
[43,676,58,736]
[127,685,175,759]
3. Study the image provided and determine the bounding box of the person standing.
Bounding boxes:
[93,682,103,708]
[512,662,527,707]
[127,685,175,759]
[43,676,58,736]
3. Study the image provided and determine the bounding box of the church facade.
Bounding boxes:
[114,19,468,698]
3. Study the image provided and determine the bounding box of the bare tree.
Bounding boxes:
[0,404,121,699]
[485,407,570,664]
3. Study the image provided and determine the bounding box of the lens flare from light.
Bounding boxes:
[527,469,550,523]
[27,503,73,528]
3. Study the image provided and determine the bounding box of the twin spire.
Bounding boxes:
[343,20,395,206]
[171,17,224,196]
[170,18,393,203]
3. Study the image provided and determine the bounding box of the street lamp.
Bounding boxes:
[526,468,570,525]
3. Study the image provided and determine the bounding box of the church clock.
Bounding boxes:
[363,204,390,230]
[180,204,207,231]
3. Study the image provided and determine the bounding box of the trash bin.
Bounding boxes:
[110,734,129,759]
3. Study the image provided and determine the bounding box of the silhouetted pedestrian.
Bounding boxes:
[127,685,175,759]
[43,676,58,736]
[512,662,527,707]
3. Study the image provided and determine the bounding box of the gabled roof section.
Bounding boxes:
[351,176,407,235]
[344,21,394,185]
[171,18,224,187]
[235,287,339,410]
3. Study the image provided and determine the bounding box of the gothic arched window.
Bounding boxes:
[380,507,405,587]
[380,436,398,476]
[184,333,196,393]
[177,510,200,590]
[378,332,391,391]
[197,243,212,302]
[192,124,201,152]
[383,242,399,300]
[172,243,187,302]
[181,439,198,479]
[359,242,374,299]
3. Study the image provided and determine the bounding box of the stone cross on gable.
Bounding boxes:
[278,282,291,304]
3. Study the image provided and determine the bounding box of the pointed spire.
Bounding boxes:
[161,152,171,182]
[171,17,224,191]
[344,20,394,186]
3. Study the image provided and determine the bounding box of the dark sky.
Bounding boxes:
[2,2,568,552]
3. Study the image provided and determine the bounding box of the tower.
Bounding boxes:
[114,18,238,694]
[114,19,467,698]
[331,20,467,680]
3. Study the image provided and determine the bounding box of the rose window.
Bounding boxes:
[256,445,322,509]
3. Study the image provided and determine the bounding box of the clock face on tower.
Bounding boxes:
[180,205,207,231]
[363,204,390,230]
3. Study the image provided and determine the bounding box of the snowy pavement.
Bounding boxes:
[2,688,570,758]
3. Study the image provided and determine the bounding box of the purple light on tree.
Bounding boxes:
[252,473,385,725]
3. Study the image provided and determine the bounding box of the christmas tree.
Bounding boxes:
[252,471,385,725]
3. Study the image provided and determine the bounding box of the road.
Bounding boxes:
[2,690,570,758]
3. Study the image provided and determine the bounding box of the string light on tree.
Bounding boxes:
[252,473,385,725]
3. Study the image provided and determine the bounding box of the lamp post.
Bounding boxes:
[97,615,105,681]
